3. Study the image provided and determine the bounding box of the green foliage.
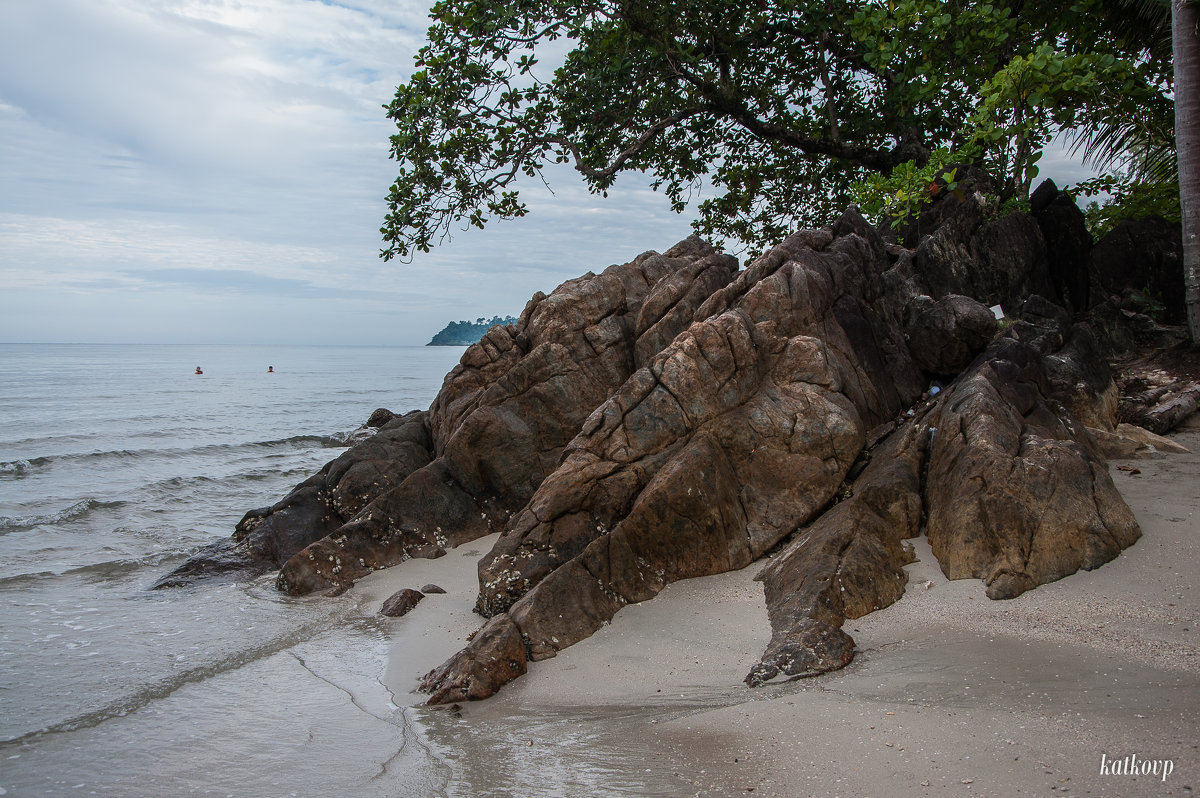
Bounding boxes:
[427,315,518,346]
[994,195,1032,218]
[852,148,963,234]
[1127,286,1167,321]
[965,44,1156,199]
[1068,174,1181,238]
[381,0,1175,260]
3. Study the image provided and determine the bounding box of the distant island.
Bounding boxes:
[427,316,518,346]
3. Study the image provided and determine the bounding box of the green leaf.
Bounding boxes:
[379,0,1174,260]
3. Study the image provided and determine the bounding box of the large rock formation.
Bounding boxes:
[745,298,1141,686]
[1090,215,1185,324]
[158,238,737,591]
[1030,178,1092,311]
[746,420,924,686]
[922,301,1140,600]
[419,204,1142,703]
[468,215,924,626]
[162,180,1175,703]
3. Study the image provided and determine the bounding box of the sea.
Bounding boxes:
[0,343,468,797]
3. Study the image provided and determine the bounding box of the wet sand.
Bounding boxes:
[359,427,1200,797]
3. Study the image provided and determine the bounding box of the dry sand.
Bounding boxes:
[356,426,1200,797]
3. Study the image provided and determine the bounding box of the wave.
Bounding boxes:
[326,428,377,446]
[135,466,318,500]
[0,434,349,477]
[0,549,189,588]
[0,608,352,745]
[147,470,294,490]
[0,498,127,534]
[0,459,319,540]
[3,431,123,448]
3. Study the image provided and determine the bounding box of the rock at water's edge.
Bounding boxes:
[381,588,424,617]
[158,183,1178,703]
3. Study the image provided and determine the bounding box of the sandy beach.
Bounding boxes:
[351,425,1200,797]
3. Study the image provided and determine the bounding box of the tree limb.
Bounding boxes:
[544,107,706,180]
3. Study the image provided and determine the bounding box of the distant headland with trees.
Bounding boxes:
[427,316,518,345]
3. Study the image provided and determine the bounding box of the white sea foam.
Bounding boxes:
[0,459,31,477]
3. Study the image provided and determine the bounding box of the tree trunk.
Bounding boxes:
[1176,0,1200,343]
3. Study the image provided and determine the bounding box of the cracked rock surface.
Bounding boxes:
[158,237,737,594]
[747,297,1140,686]
[160,182,1157,704]
[420,203,1141,702]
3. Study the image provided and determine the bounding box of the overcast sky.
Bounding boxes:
[0,1,1091,346]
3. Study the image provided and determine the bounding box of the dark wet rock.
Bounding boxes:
[151,537,271,589]
[744,621,856,686]
[381,588,424,617]
[1089,298,1192,359]
[904,294,998,375]
[419,616,527,703]
[911,192,1054,312]
[890,164,994,248]
[1089,216,1185,324]
[1030,179,1092,311]
[1027,178,1059,213]
[344,427,377,445]
[421,583,447,594]
[157,410,435,588]
[366,408,396,428]
[408,544,447,560]
[1012,296,1118,432]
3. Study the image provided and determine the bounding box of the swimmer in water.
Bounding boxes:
[194,366,203,375]
[268,366,274,373]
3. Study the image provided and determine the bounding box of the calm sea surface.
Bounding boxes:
[0,344,465,797]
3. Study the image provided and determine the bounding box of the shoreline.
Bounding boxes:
[351,427,1200,796]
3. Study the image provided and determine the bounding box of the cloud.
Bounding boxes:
[126,267,378,299]
[9,1,1104,347]
[0,0,424,237]
[0,213,339,283]
[0,0,422,164]
[1039,136,1100,189]
[0,0,698,346]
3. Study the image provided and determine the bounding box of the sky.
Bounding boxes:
[0,0,1092,346]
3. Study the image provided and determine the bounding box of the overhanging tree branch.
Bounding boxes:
[382,0,1175,265]
[544,107,706,180]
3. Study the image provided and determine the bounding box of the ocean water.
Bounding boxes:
[0,343,465,797]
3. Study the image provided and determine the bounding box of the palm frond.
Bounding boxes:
[1096,0,1172,60]
[1069,107,1176,183]
[1069,0,1175,183]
